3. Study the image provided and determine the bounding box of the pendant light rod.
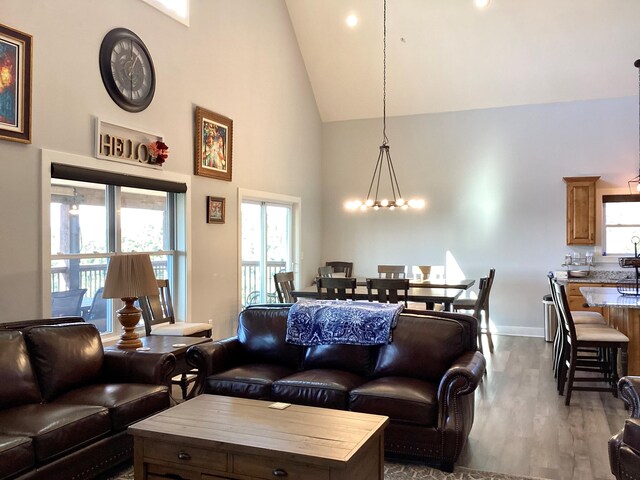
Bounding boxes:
[346,0,424,211]
[628,59,640,193]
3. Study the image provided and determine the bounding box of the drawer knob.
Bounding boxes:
[272,468,288,477]
[177,451,191,461]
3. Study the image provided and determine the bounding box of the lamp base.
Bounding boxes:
[115,297,143,350]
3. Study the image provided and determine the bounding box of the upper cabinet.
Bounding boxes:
[563,176,600,245]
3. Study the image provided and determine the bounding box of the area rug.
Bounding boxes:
[107,462,548,480]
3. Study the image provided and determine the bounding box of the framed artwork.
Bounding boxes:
[0,23,32,144]
[207,196,225,224]
[195,106,233,181]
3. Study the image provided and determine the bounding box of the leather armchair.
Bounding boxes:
[609,377,640,479]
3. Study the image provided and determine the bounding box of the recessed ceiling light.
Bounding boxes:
[474,0,490,8]
[346,14,358,27]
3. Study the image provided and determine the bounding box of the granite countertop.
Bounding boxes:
[559,270,638,283]
[580,286,640,308]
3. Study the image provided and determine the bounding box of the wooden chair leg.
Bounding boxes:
[483,308,494,353]
[565,353,577,406]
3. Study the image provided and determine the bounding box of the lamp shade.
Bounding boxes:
[102,253,159,299]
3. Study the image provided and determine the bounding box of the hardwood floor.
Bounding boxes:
[456,335,628,480]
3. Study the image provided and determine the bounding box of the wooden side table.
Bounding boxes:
[105,335,212,400]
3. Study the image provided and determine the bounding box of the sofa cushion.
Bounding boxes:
[349,376,438,427]
[0,403,111,464]
[0,435,34,479]
[0,331,41,408]
[54,383,170,432]
[238,307,303,369]
[303,344,374,377]
[24,323,104,401]
[272,369,366,409]
[204,364,296,400]
[373,314,466,383]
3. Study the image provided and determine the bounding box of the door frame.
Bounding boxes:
[237,188,301,308]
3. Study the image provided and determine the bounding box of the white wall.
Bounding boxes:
[0,0,322,338]
[321,97,637,336]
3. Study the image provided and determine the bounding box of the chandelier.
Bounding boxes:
[345,0,424,211]
[628,59,640,193]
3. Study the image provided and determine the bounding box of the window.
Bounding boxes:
[140,0,189,26]
[239,189,300,307]
[48,161,187,336]
[603,195,640,256]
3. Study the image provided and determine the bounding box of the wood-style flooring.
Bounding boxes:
[456,335,628,480]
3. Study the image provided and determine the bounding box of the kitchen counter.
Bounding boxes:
[580,285,640,375]
[557,270,636,284]
[580,286,640,309]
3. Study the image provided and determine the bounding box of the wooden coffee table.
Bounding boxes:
[129,394,389,480]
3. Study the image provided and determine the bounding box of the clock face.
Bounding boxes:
[99,28,155,112]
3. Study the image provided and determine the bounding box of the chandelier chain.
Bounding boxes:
[382,0,388,145]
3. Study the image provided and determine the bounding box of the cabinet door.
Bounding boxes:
[563,176,599,245]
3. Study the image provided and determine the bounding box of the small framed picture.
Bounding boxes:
[207,196,225,224]
[195,106,233,181]
[0,23,32,144]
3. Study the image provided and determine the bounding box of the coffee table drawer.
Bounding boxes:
[145,440,228,471]
[233,453,329,480]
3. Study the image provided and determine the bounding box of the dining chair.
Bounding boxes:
[546,272,607,380]
[377,265,406,279]
[317,277,357,300]
[51,288,87,317]
[274,271,296,303]
[366,278,409,307]
[453,268,495,353]
[317,266,334,278]
[325,261,353,278]
[140,279,212,399]
[552,277,629,405]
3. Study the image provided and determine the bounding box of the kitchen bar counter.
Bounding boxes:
[557,270,635,284]
[580,286,640,374]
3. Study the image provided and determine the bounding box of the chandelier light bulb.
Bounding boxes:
[401,204,409,210]
[365,199,374,207]
[396,198,405,206]
[360,204,367,211]
[373,205,380,211]
[380,199,389,207]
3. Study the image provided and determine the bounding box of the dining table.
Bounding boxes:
[354,277,475,290]
[580,286,640,375]
[292,285,465,311]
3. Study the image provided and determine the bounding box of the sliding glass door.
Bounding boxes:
[241,200,292,306]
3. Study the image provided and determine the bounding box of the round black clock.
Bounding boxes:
[99,28,155,112]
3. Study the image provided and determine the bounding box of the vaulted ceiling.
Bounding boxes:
[284,0,640,123]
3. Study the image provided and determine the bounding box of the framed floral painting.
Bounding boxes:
[0,23,32,144]
[207,196,225,224]
[195,106,233,181]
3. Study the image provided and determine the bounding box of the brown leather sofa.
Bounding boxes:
[0,320,176,480]
[187,305,486,471]
[609,376,640,479]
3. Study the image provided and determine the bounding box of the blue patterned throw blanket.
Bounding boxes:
[286,300,402,346]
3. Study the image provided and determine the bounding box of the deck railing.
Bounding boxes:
[52,260,287,307]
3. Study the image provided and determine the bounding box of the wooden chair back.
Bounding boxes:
[366,278,409,306]
[51,288,87,317]
[274,272,296,303]
[317,277,357,300]
[317,266,334,277]
[326,261,353,278]
[140,279,175,336]
[378,265,406,279]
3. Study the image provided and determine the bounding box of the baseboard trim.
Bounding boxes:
[491,326,545,338]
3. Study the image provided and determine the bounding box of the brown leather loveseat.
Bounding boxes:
[0,321,176,480]
[609,376,640,479]
[187,305,486,471]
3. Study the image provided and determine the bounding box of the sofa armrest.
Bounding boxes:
[437,350,485,426]
[102,349,176,386]
[186,337,241,396]
[620,377,640,417]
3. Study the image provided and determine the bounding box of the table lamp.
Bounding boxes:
[102,253,159,349]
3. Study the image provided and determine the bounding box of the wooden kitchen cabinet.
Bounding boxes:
[563,176,599,245]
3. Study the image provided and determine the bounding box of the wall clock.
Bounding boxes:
[99,28,155,112]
